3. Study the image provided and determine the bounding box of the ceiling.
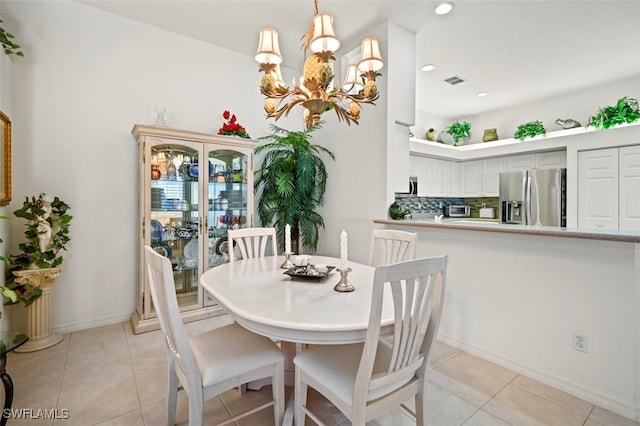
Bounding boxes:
[79,0,640,119]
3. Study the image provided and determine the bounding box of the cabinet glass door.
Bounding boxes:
[149,144,201,309]
[207,149,250,268]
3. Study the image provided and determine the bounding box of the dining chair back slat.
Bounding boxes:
[368,229,417,266]
[228,227,277,262]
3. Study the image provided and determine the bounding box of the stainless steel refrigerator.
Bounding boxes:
[499,168,566,227]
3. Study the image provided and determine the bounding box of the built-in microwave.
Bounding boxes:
[409,176,418,195]
[444,205,471,217]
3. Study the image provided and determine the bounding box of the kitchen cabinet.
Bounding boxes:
[131,125,255,333]
[482,157,507,195]
[578,145,640,231]
[460,157,506,196]
[507,150,566,172]
[412,149,564,198]
[460,160,483,196]
[412,156,458,196]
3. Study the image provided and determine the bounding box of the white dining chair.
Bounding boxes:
[293,255,448,426]
[144,246,285,426]
[227,227,277,262]
[367,229,417,266]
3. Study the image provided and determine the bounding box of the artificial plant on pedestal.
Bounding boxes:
[254,124,334,254]
[4,194,72,352]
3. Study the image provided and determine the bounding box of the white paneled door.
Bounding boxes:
[619,145,640,231]
[578,148,619,230]
[578,145,640,231]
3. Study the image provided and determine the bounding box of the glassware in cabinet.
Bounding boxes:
[206,148,251,269]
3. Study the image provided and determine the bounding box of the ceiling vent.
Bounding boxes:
[444,75,466,85]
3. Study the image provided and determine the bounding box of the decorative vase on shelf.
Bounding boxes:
[483,128,498,142]
[425,128,437,141]
[437,131,455,145]
[454,137,468,147]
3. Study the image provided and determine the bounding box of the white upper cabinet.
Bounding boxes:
[482,157,507,195]
[507,151,566,172]
[460,158,506,197]
[460,160,483,197]
[412,156,458,196]
[535,151,567,169]
[506,154,536,171]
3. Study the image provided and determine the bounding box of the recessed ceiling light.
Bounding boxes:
[435,2,454,15]
[478,92,488,97]
[421,64,435,72]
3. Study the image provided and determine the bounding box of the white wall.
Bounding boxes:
[313,21,417,264]
[311,21,388,264]
[416,73,640,144]
[1,0,286,332]
[2,0,391,332]
[385,23,415,199]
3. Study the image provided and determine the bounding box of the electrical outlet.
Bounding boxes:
[572,332,589,353]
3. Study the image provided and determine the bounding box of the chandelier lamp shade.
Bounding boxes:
[255,0,384,129]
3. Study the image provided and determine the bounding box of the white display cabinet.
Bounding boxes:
[131,124,255,333]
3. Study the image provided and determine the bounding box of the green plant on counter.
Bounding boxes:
[0,18,24,57]
[514,120,546,141]
[447,121,471,145]
[588,96,640,130]
[254,123,335,254]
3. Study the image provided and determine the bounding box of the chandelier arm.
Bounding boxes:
[330,91,379,106]
[332,105,357,126]
[271,96,311,121]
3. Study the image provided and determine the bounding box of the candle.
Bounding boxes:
[285,224,291,254]
[340,230,348,270]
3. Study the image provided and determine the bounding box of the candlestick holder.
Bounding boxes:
[281,252,294,269]
[334,268,354,292]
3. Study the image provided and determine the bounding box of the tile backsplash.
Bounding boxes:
[394,196,499,218]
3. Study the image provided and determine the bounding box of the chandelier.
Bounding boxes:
[255,0,384,129]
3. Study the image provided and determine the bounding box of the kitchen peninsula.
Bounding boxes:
[374,217,640,420]
[382,122,640,421]
[375,218,640,243]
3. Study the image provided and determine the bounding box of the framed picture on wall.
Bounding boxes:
[0,110,11,205]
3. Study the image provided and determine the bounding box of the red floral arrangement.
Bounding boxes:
[218,110,250,138]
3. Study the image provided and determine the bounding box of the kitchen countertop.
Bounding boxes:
[373,218,640,243]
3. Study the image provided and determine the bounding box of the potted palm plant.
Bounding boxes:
[254,124,334,254]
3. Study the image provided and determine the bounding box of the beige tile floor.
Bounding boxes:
[6,315,640,426]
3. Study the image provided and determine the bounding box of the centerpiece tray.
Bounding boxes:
[284,265,335,281]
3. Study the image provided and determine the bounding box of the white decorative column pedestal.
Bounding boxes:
[12,267,62,353]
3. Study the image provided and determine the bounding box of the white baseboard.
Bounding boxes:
[437,333,640,422]
[53,312,132,334]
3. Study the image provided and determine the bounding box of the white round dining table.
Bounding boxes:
[199,255,394,345]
